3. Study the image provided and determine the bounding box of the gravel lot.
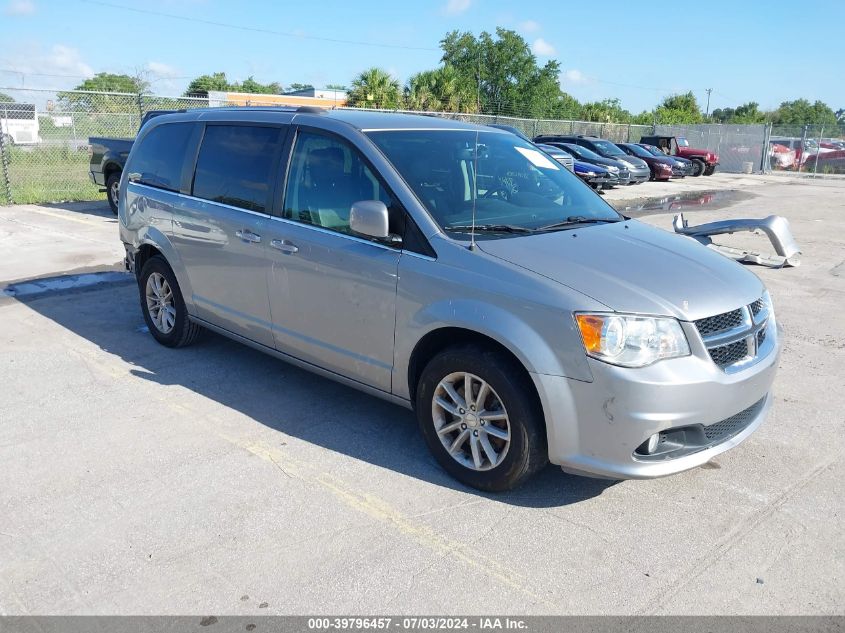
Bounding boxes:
[1,174,843,615]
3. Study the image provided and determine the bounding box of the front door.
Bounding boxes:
[263,128,402,392]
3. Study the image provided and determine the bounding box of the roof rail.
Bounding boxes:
[296,106,326,113]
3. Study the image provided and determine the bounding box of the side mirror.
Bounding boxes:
[350,200,390,240]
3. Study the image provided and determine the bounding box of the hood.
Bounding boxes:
[614,155,649,169]
[577,155,627,169]
[574,161,609,174]
[477,220,764,321]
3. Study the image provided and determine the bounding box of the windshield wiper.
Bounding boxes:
[445,224,535,234]
[538,216,621,231]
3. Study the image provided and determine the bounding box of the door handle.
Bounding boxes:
[271,239,299,254]
[235,229,261,243]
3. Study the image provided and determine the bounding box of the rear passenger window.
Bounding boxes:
[192,125,282,213]
[127,122,193,192]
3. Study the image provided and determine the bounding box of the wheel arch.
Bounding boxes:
[133,228,196,314]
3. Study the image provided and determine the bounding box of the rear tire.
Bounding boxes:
[415,344,548,491]
[138,255,202,348]
[106,171,120,215]
[691,159,706,177]
[704,165,716,176]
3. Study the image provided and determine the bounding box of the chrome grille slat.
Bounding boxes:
[694,298,769,371]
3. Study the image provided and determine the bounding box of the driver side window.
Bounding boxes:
[283,130,396,235]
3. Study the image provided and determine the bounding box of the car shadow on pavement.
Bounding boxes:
[42,200,114,220]
[19,284,616,508]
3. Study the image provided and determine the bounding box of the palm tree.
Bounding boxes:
[347,68,401,110]
[405,66,477,114]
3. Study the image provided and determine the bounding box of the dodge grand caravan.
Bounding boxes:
[119,108,780,491]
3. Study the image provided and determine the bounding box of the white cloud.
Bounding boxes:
[519,20,541,33]
[442,0,471,15]
[146,61,179,78]
[3,0,35,15]
[0,43,94,88]
[562,69,588,85]
[531,38,556,56]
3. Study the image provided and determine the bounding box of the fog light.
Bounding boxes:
[646,433,660,454]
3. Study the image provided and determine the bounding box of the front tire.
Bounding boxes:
[138,255,201,348]
[106,171,121,215]
[704,164,716,176]
[691,159,706,177]
[415,344,548,491]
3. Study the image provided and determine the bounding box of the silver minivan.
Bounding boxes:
[119,108,780,491]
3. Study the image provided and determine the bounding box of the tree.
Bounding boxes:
[74,72,149,94]
[439,28,562,118]
[287,83,314,92]
[237,76,278,94]
[325,83,346,90]
[185,72,231,96]
[580,98,632,123]
[405,65,477,113]
[347,68,401,109]
[773,99,838,127]
[58,72,149,112]
[0,92,13,103]
[654,91,703,124]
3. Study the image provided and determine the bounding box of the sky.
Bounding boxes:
[1,0,844,114]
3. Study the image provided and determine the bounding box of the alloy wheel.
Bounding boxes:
[145,272,176,334]
[431,372,511,471]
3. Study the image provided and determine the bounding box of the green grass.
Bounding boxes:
[2,145,104,205]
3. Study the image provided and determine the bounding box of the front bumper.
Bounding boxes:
[626,168,651,184]
[531,322,781,479]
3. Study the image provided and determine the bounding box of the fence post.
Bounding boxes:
[797,125,808,173]
[811,125,824,177]
[760,122,772,173]
[0,123,12,205]
[137,93,144,120]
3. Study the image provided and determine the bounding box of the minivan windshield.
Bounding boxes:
[367,130,621,234]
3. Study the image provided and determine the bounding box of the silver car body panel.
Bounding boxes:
[119,108,780,480]
[673,212,802,268]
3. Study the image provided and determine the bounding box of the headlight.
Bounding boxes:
[575,313,690,367]
[585,171,597,177]
[762,290,775,324]
[607,166,619,172]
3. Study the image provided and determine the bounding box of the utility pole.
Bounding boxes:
[705,88,713,119]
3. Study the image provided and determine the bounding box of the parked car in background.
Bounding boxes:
[804,149,845,173]
[533,143,575,172]
[637,144,695,176]
[491,125,575,172]
[0,102,41,146]
[120,107,779,490]
[639,135,719,176]
[535,135,650,184]
[88,110,179,213]
[542,142,630,185]
[571,160,618,190]
[768,142,796,169]
[615,142,676,180]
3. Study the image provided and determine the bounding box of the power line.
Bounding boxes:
[79,0,439,52]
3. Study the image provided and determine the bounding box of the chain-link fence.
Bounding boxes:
[1,86,843,206]
[765,124,844,176]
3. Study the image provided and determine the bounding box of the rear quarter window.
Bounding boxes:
[126,122,194,192]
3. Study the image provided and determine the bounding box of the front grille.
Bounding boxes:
[694,298,770,371]
[703,397,765,442]
[695,308,744,336]
[708,340,750,367]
